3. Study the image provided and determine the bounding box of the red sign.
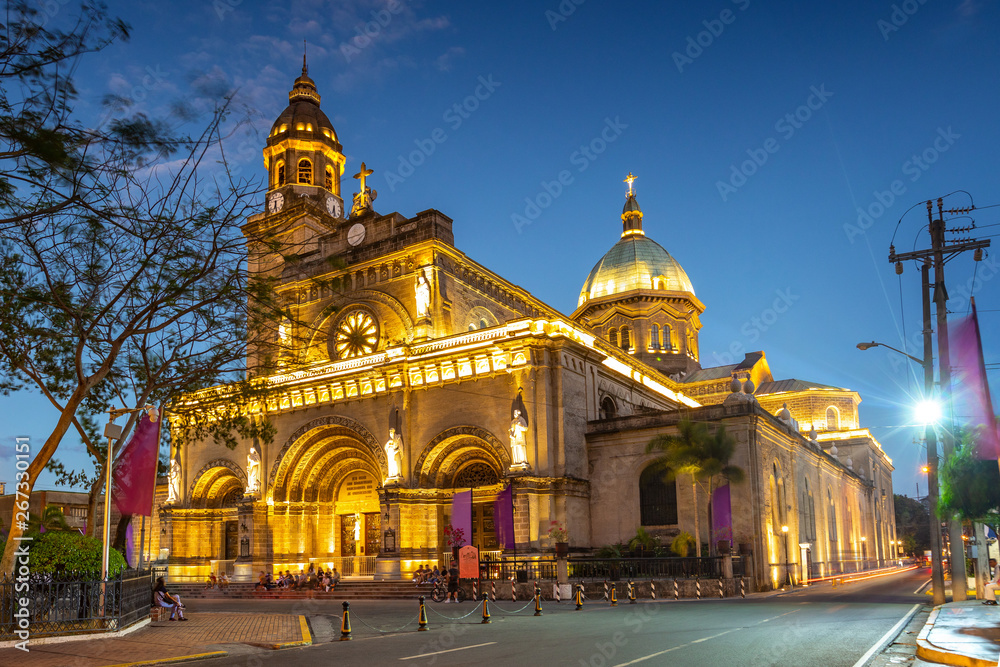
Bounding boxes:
[458,545,479,579]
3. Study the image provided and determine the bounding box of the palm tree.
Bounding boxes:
[646,418,745,556]
[26,505,74,536]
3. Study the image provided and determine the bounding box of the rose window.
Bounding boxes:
[334,310,378,359]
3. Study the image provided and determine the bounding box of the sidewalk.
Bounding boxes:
[917,600,1000,667]
[0,612,311,667]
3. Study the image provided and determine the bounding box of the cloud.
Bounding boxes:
[956,0,983,18]
[435,46,466,72]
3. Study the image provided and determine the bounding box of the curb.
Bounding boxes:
[107,650,228,667]
[916,606,996,667]
[0,618,150,649]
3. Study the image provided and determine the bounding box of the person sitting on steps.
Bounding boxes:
[984,558,1000,605]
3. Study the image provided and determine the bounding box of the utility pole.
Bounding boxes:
[889,197,991,602]
[921,260,946,605]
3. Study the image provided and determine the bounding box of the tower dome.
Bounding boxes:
[263,55,346,198]
[571,173,704,377]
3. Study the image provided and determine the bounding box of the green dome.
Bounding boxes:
[578,236,695,307]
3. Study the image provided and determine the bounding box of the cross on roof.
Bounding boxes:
[353,162,374,192]
[624,172,636,195]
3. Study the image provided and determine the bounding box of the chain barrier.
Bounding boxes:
[426,599,485,620]
[489,600,535,614]
[350,610,419,634]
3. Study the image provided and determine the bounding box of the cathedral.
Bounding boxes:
[155,63,897,591]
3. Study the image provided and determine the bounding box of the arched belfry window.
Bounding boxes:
[826,406,839,430]
[325,166,334,191]
[650,324,660,350]
[663,325,672,350]
[620,327,631,350]
[298,159,312,185]
[639,463,677,526]
[609,329,618,347]
[276,160,285,187]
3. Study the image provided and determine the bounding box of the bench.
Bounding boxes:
[150,606,169,621]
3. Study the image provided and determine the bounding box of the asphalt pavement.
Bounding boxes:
[190,568,934,667]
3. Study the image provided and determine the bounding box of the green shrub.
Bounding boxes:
[28,531,127,575]
[670,531,694,557]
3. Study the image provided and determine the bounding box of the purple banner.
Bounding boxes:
[494,485,514,548]
[951,300,1000,459]
[450,490,472,546]
[112,412,162,516]
[711,484,732,548]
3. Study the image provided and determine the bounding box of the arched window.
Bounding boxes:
[799,478,816,542]
[276,160,285,187]
[827,489,838,543]
[620,327,631,350]
[325,166,334,191]
[826,406,839,430]
[600,396,617,420]
[650,324,660,349]
[609,329,618,347]
[298,159,312,185]
[663,325,672,350]
[639,463,677,526]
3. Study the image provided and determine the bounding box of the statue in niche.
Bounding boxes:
[415,270,431,319]
[353,513,362,542]
[166,457,181,504]
[509,409,529,468]
[385,428,403,480]
[247,445,261,495]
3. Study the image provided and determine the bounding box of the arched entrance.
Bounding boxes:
[187,461,246,568]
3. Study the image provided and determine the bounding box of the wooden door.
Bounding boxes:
[224,521,239,560]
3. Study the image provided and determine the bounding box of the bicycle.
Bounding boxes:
[430,579,468,603]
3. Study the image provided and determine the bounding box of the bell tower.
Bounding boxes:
[263,54,347,218]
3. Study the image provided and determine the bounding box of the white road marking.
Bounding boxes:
[612,610,800,666]
[399,641,497,661]
[850,603,921,667]
[913,579,931,594]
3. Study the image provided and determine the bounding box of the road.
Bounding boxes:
[191,568,932,667]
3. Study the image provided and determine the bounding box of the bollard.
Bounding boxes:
[673,578,678,600]
[340,601,352,641]
[481,593,492,624]
[651,581,656,600]
[491,580,497,601]
[473,580,478,601]
[719,578,724,599]
[418,596,429,631]
[696,576,701,600]
[534,583,543,616]
[611,583,618,606]
[740,576,745,599]
[604,579,609,602]
[511,576,516,602]
[555,582,561,603]
[628,580,636,604]
[575,583,584,610]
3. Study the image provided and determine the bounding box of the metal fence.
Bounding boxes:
[0,569,153,640]
[478,554,745,582]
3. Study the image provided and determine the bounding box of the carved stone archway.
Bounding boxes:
[413,425,510,488]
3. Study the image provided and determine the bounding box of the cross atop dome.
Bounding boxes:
[624,171,636,195]
[621,172,643,238]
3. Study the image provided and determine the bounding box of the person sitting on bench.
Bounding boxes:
[984,558,1000,605]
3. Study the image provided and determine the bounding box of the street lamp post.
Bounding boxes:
[857,262,947,605]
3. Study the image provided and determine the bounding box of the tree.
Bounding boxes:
[939,437,1000,530]
[893,494,930,557]
[646,419,745,556]
[0,2,290,574]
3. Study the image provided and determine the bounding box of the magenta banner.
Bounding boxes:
[951,300,1000,460]
[111,412,162,516]
[450,490,472,545]
[711,484,732,548]
[494,485,514,548]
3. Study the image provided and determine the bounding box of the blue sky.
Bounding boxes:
[5,0,1000,503]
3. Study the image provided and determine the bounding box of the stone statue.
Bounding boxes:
[385,428,403,480]
[247,445,261,495]
[353,513,362,542]
[415,271,431,319]
[509,409,529,467]
[167,457,181,504]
